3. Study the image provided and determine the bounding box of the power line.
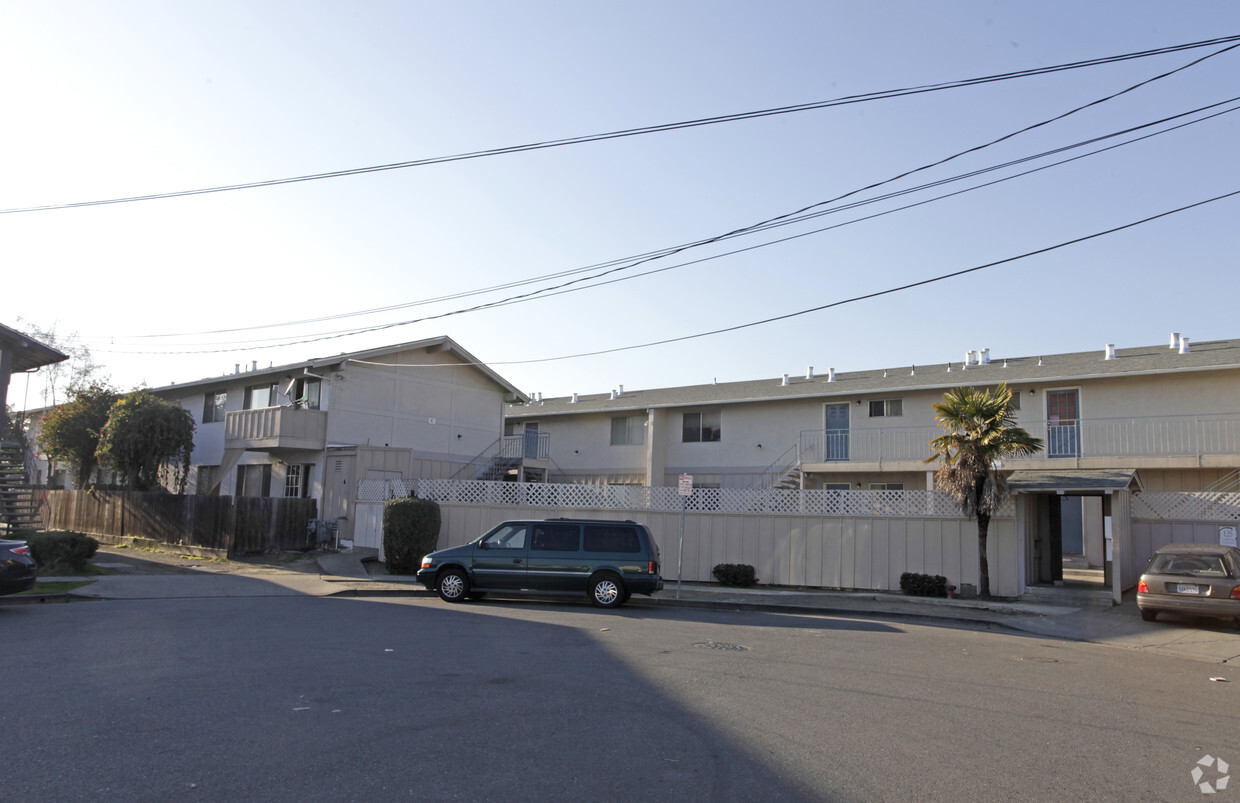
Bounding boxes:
[6,34,1239,217]
[95,48,1240,347]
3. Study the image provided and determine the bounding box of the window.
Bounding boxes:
[202,391,227,423]
[244,382,279,410]
[682,411,721,443]
[868,482,904,490]
[531,523,581,552]
[292,378,321,410]
[610,415,645,446]
[197,466,220,495]
[284,464,312,498]
[482,524,527,550]
[235,464,272,497]
[868,399,903,418]
[583,525,641,553]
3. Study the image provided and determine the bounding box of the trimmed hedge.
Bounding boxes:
[712,563,758,587]
[25,531,99,574]
[899,572,950,598]
[382,497,441,575]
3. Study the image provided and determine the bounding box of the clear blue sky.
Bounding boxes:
[4,1,1238,409]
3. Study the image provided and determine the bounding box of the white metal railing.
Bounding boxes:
[800,412,1240,464]
[414,478,994,518]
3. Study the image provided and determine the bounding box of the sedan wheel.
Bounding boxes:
[437,569,470,603]
[589,574,625,608]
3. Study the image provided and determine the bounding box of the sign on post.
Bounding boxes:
[676,474,692,598]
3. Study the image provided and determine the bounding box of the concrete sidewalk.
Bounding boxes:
[317,549,1240,665]
[10,547,1238,665]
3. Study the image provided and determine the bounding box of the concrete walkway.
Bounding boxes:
[9,547,1239,666]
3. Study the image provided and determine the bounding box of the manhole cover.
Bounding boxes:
[694,641,749,652]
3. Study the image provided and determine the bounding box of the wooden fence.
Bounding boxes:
[33,490,318,555]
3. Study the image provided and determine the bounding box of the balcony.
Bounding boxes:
[799,413,1240,470]
[225,407,328,452]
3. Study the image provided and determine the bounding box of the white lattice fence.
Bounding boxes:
[1131,492,1240,521]
[414,479,989,519]
[356,478,416,502]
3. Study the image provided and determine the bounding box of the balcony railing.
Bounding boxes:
[499,432,550,460]
[225,407,328,452]
[799,413,1240,465]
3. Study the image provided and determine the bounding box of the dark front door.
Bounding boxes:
[523,422,541,459]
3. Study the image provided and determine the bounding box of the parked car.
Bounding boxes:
[417,518,662,608]
[1136,543,1240,626]
[0,538,37,596]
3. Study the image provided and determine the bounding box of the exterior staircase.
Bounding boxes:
[0,440,40,535]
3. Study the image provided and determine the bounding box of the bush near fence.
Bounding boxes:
[32,490,317,555]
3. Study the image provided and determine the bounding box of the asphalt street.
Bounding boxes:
[3,563,1238,801]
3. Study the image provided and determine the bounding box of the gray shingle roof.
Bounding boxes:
[507,337,1240,418]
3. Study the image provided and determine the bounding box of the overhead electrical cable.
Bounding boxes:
[96,44,1240,344]
[99,98,1240,353]
[5,34,1239,217]
[97,186,1240,358]
[360,189,1240,371]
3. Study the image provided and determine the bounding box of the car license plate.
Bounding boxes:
[1175,584,1200,594]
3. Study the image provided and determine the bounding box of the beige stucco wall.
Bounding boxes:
[326,349,507,459]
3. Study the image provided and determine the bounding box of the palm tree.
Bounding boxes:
[927,382,1042,598]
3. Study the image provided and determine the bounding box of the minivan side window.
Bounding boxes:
[531,524,581,552]
[482,524,527,550]
[583,525,641,553]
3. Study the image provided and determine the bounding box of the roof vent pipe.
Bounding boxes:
[618,385,624,396]
[1105,344,1116,360]
[806,366,814,380]
[1170,332,1181,349]
[980,348,991,365]
[1179,337,1191,354]
[234,363,240,375]
[570,393,578,403]
[252,360,258,372]
[965,350,975,366]
[781,374,790,386]
[910,365,916,376]
[610,389,617,400]
[827,368,836,382]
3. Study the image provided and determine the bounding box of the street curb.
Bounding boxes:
[0,592,78,605]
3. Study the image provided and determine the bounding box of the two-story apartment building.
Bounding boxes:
[504,334,1240,585]
[506,334,1240,493]
[18,336,527,543]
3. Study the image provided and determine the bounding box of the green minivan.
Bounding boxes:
[416,518,662,608]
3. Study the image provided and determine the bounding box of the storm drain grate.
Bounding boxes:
[694,641,749,652]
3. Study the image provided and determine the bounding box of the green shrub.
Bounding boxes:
[26,531,99,574]
[899,572,950,597]
[382,497,441,575]
[712,563,758,587]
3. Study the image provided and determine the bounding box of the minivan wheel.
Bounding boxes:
[437,568,470,603]
[589,574,625,608]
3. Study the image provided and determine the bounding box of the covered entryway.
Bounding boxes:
[1009,469,1142,605]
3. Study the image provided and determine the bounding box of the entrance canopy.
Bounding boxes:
[1006,468,1142,494]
